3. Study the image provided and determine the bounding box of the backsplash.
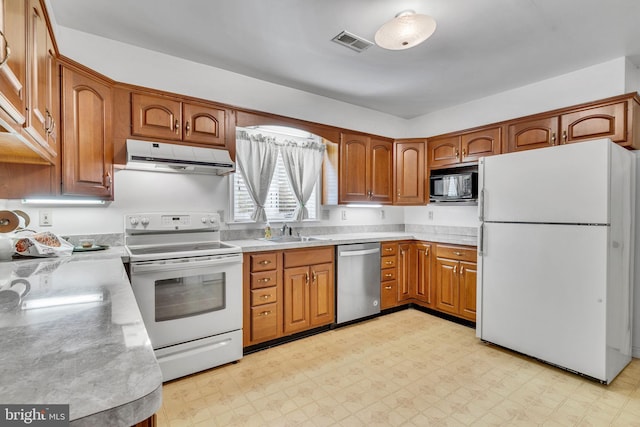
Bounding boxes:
[221,223,405,241]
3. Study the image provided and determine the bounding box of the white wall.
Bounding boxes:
[54,28,406,139]
[404,57,628,138]
[0,170,405,236]
[404,205,478,227]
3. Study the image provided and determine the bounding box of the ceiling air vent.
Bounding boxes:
[331,30,373,53]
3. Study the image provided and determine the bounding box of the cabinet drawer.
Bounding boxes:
[381,243,397,256]
[284,247,333,268]
[250,303,278,343]
[250,253,278,272]
[436,245,476,262]
[381,268,396,282]
[250,270,277,289]
[381,281,398,310]
[381,256,397,269]
[251,287,277,306]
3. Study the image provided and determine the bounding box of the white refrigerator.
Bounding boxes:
[477,138,635,384]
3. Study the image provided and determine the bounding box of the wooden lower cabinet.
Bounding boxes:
[132,414,156,427]
[434,244,477,321]
[381,240,474,320]
[244,247,334,347]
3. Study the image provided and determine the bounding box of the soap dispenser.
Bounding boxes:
[264,222,272,239]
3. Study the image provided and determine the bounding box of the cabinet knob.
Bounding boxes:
[258,277,271,283]
[174,119,180,134]
[550,132,556,146]
[305,272,309,284]
[460,266,465,275]
[425,249,429,256]
[105,173,112,189]
[312,271,317,282]
[562,130,567,144]
[259,260,271,265]
[385,248,393,252]
[185,121,191,135]
[455,149,459,158]
[384,286,393,290]
[462,148,466,158]
[258,310,272,317]
[260,294,271,300]
[453,251,463,256]
[385,261,393,265]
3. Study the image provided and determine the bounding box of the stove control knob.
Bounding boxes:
[129,217,139,226]
[209,217,218,224]
[201,217,208,224]
[141,217,150,226]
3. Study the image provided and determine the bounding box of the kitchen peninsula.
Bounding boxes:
[0,251,161,427]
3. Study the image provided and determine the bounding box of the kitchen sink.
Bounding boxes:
[256,236,328,243]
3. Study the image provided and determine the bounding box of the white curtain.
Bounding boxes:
[235,131,279,222]
[280,140,326,221]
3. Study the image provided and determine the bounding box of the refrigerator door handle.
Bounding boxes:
[479,188,485,222]
[478,224,484,256]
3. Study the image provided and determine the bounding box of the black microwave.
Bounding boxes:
[430,171,478,202]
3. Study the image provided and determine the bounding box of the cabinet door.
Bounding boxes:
[250,302,279,343]
[394,140,425,205]
[24,0,55,158]
[459,261,477,321]
[310,262,334,327]
[415,243,433,305]
[369,138,393,203]
[339,133,369,203]
[131,92,181,141]
[397,243,413,302]
[0,0,26,125]
[435,258,458,315]
[428,135,460,169]
[283,266,310,334]
[183,102,226,146]
[560,101,627,145]
[507,116,559,152]
[61,67,113,198]
[461,127,501,162]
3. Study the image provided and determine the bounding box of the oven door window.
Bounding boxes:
[155,272,226,321]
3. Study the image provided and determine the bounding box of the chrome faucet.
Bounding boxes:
[281,223,291,236]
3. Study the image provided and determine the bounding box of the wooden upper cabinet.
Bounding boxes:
[370,138,393,203]
[61,66,113,199]
[339,132,393,204]
[429,126,501,169]
[394,139,426,205]
[560,101,626,145]
[0,0,27,126]
[461,127,501,162]
[507,115,559,152]
[24,0,56,160]
[182,101,225,146]
[428,135,459,169]
[131,92,226,146]
[132,93,181,140]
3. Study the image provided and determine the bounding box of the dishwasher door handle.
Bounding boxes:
[339,248,380,257]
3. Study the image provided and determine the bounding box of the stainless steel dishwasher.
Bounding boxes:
[336,242,381,324]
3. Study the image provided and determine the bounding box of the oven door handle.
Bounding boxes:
[130,255,241,274]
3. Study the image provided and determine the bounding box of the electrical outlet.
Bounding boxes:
[341,210,347,220]
[380,209,385,220]
[39,210,53,227]
[428,211,434,221]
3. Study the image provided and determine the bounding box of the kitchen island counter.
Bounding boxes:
[0,253,162,426]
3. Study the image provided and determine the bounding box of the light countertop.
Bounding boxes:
[230,230,478,252]
[0,252,162,426]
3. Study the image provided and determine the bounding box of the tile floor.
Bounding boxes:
[157,309,640,426]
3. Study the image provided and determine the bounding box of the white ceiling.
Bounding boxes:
[47,0,640,119]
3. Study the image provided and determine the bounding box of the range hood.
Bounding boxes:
[125,139,235,175]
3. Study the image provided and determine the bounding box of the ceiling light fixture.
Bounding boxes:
[374,10,437,50]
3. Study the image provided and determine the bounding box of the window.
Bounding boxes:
[231,127,321,222]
